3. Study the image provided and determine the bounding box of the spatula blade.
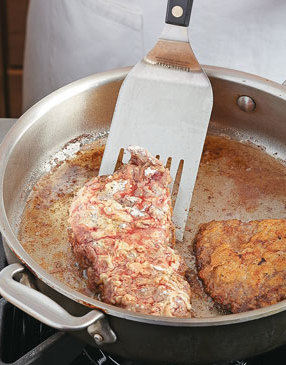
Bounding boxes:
[99,60,213,240]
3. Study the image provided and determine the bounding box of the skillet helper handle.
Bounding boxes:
[165,0,194,27]
[0,263,116,345]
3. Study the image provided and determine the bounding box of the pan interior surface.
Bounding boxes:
[18,131,286,318]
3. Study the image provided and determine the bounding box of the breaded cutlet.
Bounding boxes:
[195,219,286,313]
[69,146,191,317]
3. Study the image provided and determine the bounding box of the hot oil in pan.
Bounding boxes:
[18,135,286,318]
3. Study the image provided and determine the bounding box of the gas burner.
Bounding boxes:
[75,347,133,365]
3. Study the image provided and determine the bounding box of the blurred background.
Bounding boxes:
[0,0,285,119]
[0,0,29,118]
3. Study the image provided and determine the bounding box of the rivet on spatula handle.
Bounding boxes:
[165,0,194,27]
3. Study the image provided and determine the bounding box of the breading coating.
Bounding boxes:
[69,146,191,317]
[195,219,286,313]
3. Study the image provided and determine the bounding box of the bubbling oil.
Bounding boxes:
[19,135,286,317]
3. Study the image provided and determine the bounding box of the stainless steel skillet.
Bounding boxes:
[0,66,286,364]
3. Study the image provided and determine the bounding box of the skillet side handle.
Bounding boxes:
[0,263,116,345]
[165,0,194,27]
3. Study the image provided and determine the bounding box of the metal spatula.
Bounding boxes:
[99,0,213,241]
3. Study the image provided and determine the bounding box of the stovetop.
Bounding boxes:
[0,118,286,365]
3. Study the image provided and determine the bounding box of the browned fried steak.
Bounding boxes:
[69,146,191,317]
[195,219,286,313]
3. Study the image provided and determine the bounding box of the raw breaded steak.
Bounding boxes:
[69,146,191,317]
[195,219,286,313]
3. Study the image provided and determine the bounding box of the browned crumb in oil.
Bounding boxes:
[201,138,286,211]
[19,140,105,297]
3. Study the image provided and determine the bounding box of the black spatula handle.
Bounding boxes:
[165,0,194,27]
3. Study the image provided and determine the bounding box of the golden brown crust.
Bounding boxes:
[194,219,286,313]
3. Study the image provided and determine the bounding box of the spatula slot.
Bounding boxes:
[171,159,184,208]
[114,148,124,172]
[165,157,172,169]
